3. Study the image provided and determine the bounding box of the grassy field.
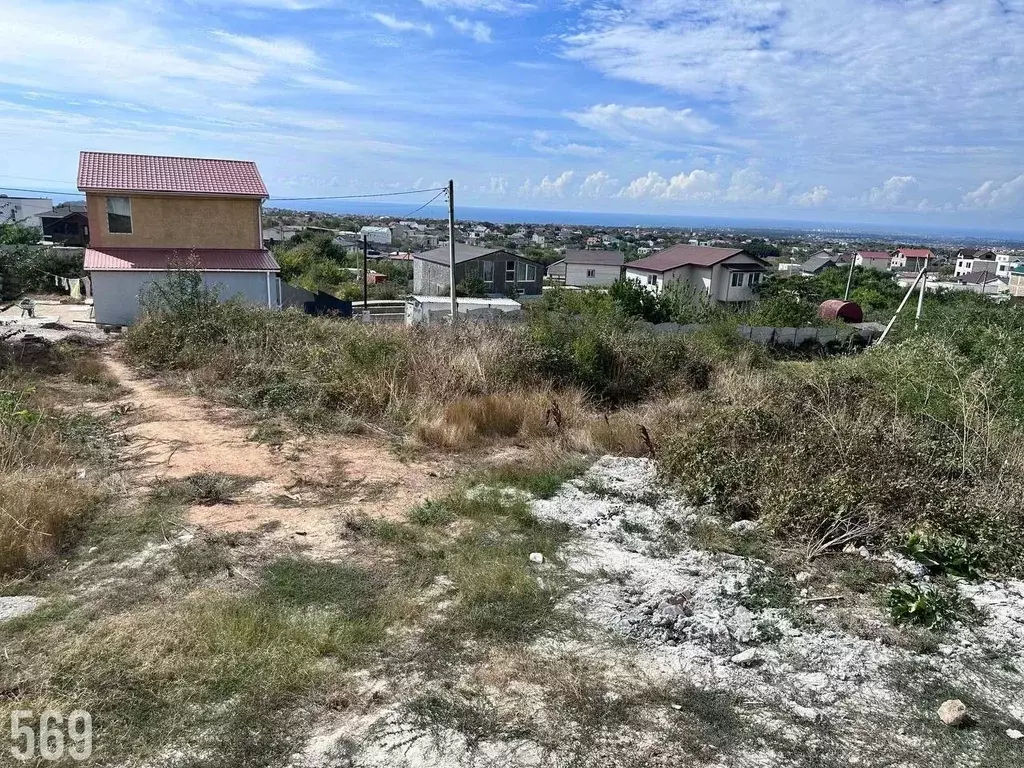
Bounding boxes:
[3,270,1023,766]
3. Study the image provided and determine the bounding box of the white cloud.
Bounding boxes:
[865,175,919,207]
[530,131,603,157]
[618,169,719,200]
[578,171,617,197]
[792,185,830,207]
[569,104,714,136]
[520,171,576,198]
[485,175,509,195]
[723,166,784,203]
[961,173,1024,209]
[420,0,534,13]
[560,1,1024,210]
[370,13,434,36]
[291,74,360,93]
[447,17,493,43]
[210,31,319,67]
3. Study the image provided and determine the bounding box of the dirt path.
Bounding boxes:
[104,353,445,555]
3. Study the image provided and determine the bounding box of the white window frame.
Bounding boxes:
[731,272,744,288]
[586,268,596,278]
[647,274,658,286]
[506,260,516,283]
[106,196,133,234]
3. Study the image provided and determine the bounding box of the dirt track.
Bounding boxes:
[104,353,444,553]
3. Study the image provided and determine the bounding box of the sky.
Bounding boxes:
[1,0,1023,232]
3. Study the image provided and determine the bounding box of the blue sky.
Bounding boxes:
[1,0,1023,230]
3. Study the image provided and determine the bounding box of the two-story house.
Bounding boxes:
[79,151,280,326]
[890,247,933,272]
[624,245,769,305]
[412,244,544,297]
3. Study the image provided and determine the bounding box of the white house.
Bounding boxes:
[624,245,769,305]
[360,225,392,246]
[954,249,998,277]
[0,196,53,227]
[546,250,624,288]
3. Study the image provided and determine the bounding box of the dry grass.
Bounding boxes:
[0,474,101,575]
[0,340,116,577]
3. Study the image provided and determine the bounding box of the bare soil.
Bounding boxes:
[103,353,446,555]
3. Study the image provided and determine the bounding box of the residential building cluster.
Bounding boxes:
[5,151,1023,327]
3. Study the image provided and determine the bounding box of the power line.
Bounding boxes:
[270,188,446,202]
[0,186,80,196]
[402,188,448,218]
[0,183,449,202]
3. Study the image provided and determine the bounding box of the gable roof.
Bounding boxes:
[955,270,1005,285]
[414,244,538,267]
[800,252,842,272]
[897,248,934,257]
[560,250,625,267]
[626,244,751,272]
[78,151,268,197]
[84,247,279,271]
[857,251,891,261]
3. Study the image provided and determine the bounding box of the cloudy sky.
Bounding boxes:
[1,0,1023,229]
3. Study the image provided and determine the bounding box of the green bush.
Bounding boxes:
[887,583,970,630]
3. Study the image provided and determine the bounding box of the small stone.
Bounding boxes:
[729,520,758,534]
[671,703,682,710]
[937,645,955,657]
[792,704,821,723]
[529,552,544,564]
[858,546,871,558]
[795,571,812,583]
[88,546,99,554]
[731,648,760,666]
[1007,729,1023,740]
[938,699,971,727]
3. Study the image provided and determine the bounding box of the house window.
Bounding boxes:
[506,260,516,282]
[747,272,762,286]
[586,269,596,278]
[731,272,744,287]
[106,196,132,234]
[517,262,537,282]
[647,274,658,286]
[482,260,494,284]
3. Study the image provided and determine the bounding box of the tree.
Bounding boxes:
[0,223,40,245]
[743,238,781,261]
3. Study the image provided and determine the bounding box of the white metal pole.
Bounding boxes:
[844,257,855,301]
[448,180,457,324]
[914,258,928,330]
[878,266,926,344]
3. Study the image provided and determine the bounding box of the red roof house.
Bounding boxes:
[77,151,280,326]
[624,244,770,304]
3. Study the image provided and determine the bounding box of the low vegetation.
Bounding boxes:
[0,340,120,575]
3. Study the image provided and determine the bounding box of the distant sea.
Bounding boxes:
[266,199,1023,244]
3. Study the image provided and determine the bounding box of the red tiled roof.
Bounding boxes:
[626,245,749,272]
[78,151,268,197]
[85,248,279,271]
[897,248,933,257]
[857,251,891,261]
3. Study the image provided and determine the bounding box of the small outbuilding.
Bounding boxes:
[818,299,864,324]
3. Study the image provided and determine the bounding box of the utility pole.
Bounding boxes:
[878,265,927,344]
[843,257,855,301]
[362,234,369,318]
[447,179,457,324]
[914,257,928,330]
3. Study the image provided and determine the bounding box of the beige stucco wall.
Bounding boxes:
[87,192,261,249]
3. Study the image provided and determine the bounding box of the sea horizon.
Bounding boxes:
[266,199,1024,245]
